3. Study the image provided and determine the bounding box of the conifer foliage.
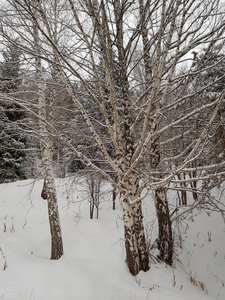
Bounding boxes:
[0,42,28,182]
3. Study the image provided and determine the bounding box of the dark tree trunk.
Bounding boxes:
[155,188,173,265]
[90,202,94,219]
[150,139,173,265]
[189,169,198,201]
[112,186,116,210]
[41,177,48,200]
[177,173,187,206]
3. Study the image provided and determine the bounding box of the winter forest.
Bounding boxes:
[0,0,225,299]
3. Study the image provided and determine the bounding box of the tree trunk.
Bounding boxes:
[44,164,64,259]
[150,140,173,265]
[41,177,48,199]
[177,173,187,205]
[38,101,64,260]
[189,168,198,201]
[120,177,150,275]
[112,185,116,210]
[121,195,141,276]
[41,66,55,199]
[33,5,63,259]
[139,0,173,266]
[90,202,94,219]
[132,201,150,271]
[155,188,173,265]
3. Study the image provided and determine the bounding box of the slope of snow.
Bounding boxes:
[0,178,224,300]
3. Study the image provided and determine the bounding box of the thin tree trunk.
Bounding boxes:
[112,175,117,210]
[189,168,198,201]
[182,173,187,205]
[112,186,116,210]
[41,66,56,199]
[90,178,94,219]
[41,178,48,199]
[96,205,99,220]
[44,162,64,259]
[138,0,173,265]
[192,173,198,201]
[177,173,187,205]
[37,87,63,259]
[90,202,94,219]
[33,2,63,259]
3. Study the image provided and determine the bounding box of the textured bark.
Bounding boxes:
[120,176,150,275]
[155,188,173,265]
[41,61,56,200]
[112,0,150,275]
[121,198,150,275]
[150,140,173,265]
[38,97,63,260]
[33,4,63,260]
[44,165,64,260]
[133,201,150,271]
[122,198,140,276]
[138,0,173,265]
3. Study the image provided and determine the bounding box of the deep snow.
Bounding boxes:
[0,178,224,300]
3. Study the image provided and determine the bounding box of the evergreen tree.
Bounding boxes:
[1,41,21,93]
[193,49,225,188]
[0,41,28,182]
[193,49,225,161]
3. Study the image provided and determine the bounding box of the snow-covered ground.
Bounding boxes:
[0,178,224,300]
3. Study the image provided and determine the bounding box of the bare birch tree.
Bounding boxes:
[34,0,64,260]
[0,0,64,259]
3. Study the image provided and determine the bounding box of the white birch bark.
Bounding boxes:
[119,159,149,275]
[32,2,63,260]
[139,0,173,264]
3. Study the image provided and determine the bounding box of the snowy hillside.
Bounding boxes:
[0,178,224,300]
